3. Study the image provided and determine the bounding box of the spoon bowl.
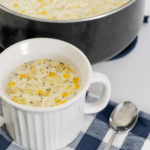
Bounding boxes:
[110,101,138,132]
[104,101,138,150]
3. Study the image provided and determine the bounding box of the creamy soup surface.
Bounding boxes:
[0,0,131,20]
[5,59,82,108]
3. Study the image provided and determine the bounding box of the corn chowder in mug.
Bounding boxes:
[5,59,82,107]
[0,0,131,20]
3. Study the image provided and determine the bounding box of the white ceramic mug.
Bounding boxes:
[0,38,111,150]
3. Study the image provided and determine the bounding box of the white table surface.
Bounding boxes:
[90,0,150,113]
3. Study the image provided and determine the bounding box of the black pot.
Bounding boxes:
[0,0,145,64]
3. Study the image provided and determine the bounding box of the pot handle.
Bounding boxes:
[84,72,111,114]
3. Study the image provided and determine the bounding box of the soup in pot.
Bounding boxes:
[0,0,131,20]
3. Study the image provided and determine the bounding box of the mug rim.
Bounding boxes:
[0,38,92,112]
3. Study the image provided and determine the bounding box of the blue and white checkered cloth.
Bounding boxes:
[1,92,150,150]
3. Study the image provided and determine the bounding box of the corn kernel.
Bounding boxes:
[62,93,68,97]
[73,77,79,84]
[30,65,35,69]
[69,68,76,73]
[63,73,70,78]
[14,3,19,8]
[20,74,26,79]
[61,100,66,104]
[8,81,15,88]
[55,99,60,103]
[73,84,80,90]
[38,89,43,94]
[41,11,47,15]
[49,72,55,77]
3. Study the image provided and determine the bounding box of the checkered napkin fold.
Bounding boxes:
[0,92,150,150]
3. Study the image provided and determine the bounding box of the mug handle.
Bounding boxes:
[84,71,111,114]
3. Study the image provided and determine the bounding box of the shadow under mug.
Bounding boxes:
[0,38,111,150]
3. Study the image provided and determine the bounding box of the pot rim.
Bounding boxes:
[0,0,136,23]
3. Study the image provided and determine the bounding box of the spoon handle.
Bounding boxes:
[104,132,116,150]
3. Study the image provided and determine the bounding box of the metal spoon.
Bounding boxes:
[104,101,138,150]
